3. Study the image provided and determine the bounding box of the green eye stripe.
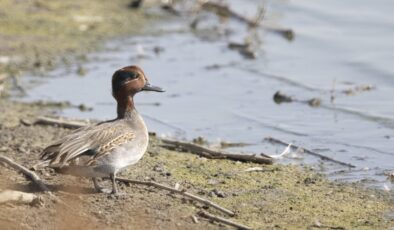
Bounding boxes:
[118,71,138,80]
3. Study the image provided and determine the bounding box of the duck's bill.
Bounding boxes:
[142,83,165,92]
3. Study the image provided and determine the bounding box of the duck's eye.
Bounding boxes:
[118,71,138,81]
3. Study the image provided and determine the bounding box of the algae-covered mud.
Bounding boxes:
[0,0,156,73]
[0,0,393,229]
[0,100,393,229]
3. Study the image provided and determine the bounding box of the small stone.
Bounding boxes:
[153,164,164,172]
[0,147,9,152]
[307,98,322,107]
[273,91,293,104]
[93,211,103,218]
[208,179,219,185]
[208,191,215,197]
[77,65,87,76]
[210,189,226,198]
[153,46,165,55]
[78,104,93,111]
[304,177,317,185]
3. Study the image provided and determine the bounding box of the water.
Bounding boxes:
[20,0,394,189]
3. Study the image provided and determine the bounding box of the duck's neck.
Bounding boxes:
[116,95,135,119]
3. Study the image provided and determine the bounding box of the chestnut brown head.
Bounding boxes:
[112,65,164,99]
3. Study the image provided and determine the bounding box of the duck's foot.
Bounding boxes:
[99,188,114,194]
[109,173,126,197]
[92,176,126,196]
[92,177,112,194]
[109,191,127,198]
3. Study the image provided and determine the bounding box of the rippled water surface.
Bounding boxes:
[21,0,394,188]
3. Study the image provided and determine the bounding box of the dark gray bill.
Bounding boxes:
[142,83,165,92]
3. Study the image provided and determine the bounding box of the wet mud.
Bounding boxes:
[0,99,393,229]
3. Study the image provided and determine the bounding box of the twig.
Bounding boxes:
[0,155,86,210]
[0,155,50,192]
[191,215,199,223]
[198,211,252,230]
[265,137,356,168]
[260,23,294,41]
[34,116,88,129]
[243,167,272,173]
[115,177,235,216]
[161,139,273,164]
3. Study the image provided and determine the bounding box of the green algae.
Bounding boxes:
[132,137,394,229]
[0,0,157,73]
[0,99,392,229]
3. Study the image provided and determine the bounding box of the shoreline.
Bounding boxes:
[0,99,392,229]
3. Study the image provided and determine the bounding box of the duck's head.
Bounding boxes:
[112,65,164,99]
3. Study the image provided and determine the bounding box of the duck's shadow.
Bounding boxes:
[8,182,96,194]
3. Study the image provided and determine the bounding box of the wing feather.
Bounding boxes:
[40,120,135,167]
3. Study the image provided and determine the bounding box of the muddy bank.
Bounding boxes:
[0,99,393,229]
[0,0,159,86]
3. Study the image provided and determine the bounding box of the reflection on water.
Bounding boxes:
[21,0,394,189]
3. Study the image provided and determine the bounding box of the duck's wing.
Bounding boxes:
[40,120,135,167]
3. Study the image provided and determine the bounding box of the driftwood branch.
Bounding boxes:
[0,155,50,192]
[115,177,235,216]
[265,137,356,168]
[34,116,89,129]
[0,155,93,210]
[198,211,252,230]
[161,139,273,164]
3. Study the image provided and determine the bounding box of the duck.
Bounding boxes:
[39,65,164,195]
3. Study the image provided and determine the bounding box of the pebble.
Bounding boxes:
[209,189,226,198]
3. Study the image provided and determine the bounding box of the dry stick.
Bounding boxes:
[35,116,89,129]
[198,211,252,230]
[265,137,356,168]
[115,177,235,217]
[0,155,88,210]
[0,155,50,192]
[161,139,273,164]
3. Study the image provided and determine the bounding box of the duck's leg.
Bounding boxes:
[92,177,112,194]
[110,172,119,195]
[92,177,102,191]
